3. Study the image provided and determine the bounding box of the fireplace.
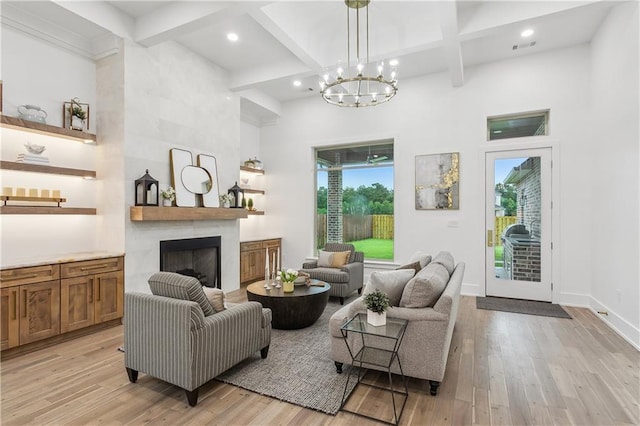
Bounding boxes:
[160,236,221,288]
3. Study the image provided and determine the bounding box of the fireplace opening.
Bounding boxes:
[160,236,221,288]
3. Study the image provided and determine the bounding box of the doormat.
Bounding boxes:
[476,296,571,318]
[216,297,361,415]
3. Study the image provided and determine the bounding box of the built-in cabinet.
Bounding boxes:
[240,238,281,284]
[1,255,124,354]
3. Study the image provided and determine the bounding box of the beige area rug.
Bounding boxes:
[216,297,360,415]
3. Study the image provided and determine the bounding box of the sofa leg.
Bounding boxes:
[429,380,440,396]
[185,388,199,407]
[261,345,270,359]
[126,367,138,383]
[358,288,362,294]
[339,297,345,305]
[335,362,343,374]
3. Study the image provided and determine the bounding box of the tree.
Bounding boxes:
[496,183,517,216]
[316,186,327,214]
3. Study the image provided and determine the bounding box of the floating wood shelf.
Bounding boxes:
[242,188,265,195]
[247,210,265,216]
[0,206,96,215]
[240,166,265,174]
[1,115,97,143]
[0,161,96,178]
[130,206,248,221]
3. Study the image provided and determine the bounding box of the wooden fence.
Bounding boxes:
[494,216,517,246]
[316,214,394,247]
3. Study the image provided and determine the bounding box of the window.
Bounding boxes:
[487,110,549,140]
[315,141,394,260]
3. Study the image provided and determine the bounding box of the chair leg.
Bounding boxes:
[126,367,138,383]
[429,380,440,396]
[339,297,345,305]
[335,362,343,374]
[185,388,199,407]
[357,288,362,294]
[261,345,270,359]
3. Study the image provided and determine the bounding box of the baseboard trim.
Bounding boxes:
[461,282,483,297]
[588,296,640,351]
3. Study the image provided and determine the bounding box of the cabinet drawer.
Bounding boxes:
[61,257,123,278]
[241,241,263,251]
[1,264,60,288]
[262,239,281,248]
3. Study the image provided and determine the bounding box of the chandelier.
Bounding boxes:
[319,0,398,108]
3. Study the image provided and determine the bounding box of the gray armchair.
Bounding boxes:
[124,272,271,406]
[300,243,364,304]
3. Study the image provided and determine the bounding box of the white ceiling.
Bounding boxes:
[1,1,619,125]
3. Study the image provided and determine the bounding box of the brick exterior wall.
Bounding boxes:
[327,169,343,243]
[516,157,542,238]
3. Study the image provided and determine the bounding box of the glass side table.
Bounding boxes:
[340,313,409,425]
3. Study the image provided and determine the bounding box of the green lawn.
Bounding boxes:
[349,239,394,260]
[494,246,504,267]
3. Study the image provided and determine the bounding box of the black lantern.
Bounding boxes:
[135,169,159,206]
[228,182,244,208]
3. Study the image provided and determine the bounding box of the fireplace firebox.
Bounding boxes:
[160,236,221,288]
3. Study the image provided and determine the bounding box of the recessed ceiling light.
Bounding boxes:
[293,80,302,87]
[227,33,239,42]
[389,59,399,66]
[521,29,534,38]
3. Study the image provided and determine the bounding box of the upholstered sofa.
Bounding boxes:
[124,272,272,406]
[300,243,364,304]
[329,251,465,395]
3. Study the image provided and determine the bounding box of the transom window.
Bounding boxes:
[487,110,549,141]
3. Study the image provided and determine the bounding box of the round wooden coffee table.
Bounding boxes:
[246,280,330,330]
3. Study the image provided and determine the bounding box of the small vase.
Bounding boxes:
[71,115,85,131]
[162,199,172,207]
[283,281,295,293]
[367,309,386,326]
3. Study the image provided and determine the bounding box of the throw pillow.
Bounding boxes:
[317,250,334,267]
[148,272,216,316]
[432,251,455,275]
[408,251,432,268]
[202,287,225,313]
[399,263,449,308]
[396,261,422,274]
[364,269,415,306]
[331,250,352,268]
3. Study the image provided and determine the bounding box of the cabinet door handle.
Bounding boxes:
[3,273,38,282]
[96,278,101,302]
[88,278,93,303]
[22,289,27,318]
[11,290,17,320]
[80,264,108,271]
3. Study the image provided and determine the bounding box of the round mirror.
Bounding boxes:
[181,166,212,194]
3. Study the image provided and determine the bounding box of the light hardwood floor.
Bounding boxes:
[2,294,638,425]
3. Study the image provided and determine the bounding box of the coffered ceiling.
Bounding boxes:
[1,1,619,125]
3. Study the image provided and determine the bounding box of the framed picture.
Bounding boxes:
[62,98,90,131]
[197,154,220,207]
[415,152,460,210]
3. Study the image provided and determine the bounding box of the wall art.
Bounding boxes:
[415,152,460,210]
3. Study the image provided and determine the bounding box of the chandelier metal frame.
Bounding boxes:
[320,0,398,108]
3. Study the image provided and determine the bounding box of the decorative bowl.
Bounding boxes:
[24,142,46,155]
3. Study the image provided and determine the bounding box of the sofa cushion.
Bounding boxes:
[399,263,450,308]
[408,251,432,269]
[364,269,415,306]
[331,250,352,268]
[432,251,455,275]
[396,261,422,274]
[148,272,216,316]
[317,250,334,267]
[202,287,225,313]
[300,267,350,283]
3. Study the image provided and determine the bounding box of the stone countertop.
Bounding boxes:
[1,251,125,270]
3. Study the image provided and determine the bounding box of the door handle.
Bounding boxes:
[96,278,101,302]
[22,289,27,318]
[11,290,17,320]
[487,230,494,247]
[89,278,93,303]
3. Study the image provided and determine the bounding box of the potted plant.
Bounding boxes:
[277,268,299,293]
[70,105,87,131]
[160,187,176,207]
[219,194,232,208]
[364,289,390,326]
[247,197,254,211]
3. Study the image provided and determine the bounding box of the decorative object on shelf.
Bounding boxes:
[240,177,250,187]
[364,289,390,326]
[24,142,46,154]
[415,152,460,210]
[227,182,244,208]
[170,148,196,207]
[135,169,159,206]
[243,157,263,169]
[18,104,48,123]
[63,97,90,131]
[247,198,254,211]
[219,194,232,208]
[319,0,398,108]
[18,142,50,165]
[197,154,220,208]
[278,268,299,293]
[160,186,176,207]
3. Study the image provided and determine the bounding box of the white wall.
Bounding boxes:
[261,45,594,304]
[0,27,99,266]
[589,1,639,347]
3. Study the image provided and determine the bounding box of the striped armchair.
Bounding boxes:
[300,243,364,305]
[124,272,271,406]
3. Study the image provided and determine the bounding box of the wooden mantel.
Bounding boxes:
[130,206,248,221]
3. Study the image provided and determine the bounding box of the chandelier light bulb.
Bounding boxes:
[371,93,378,102]
[357,62,364,76]
[337,67,344,79]
[338,93,344,103]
